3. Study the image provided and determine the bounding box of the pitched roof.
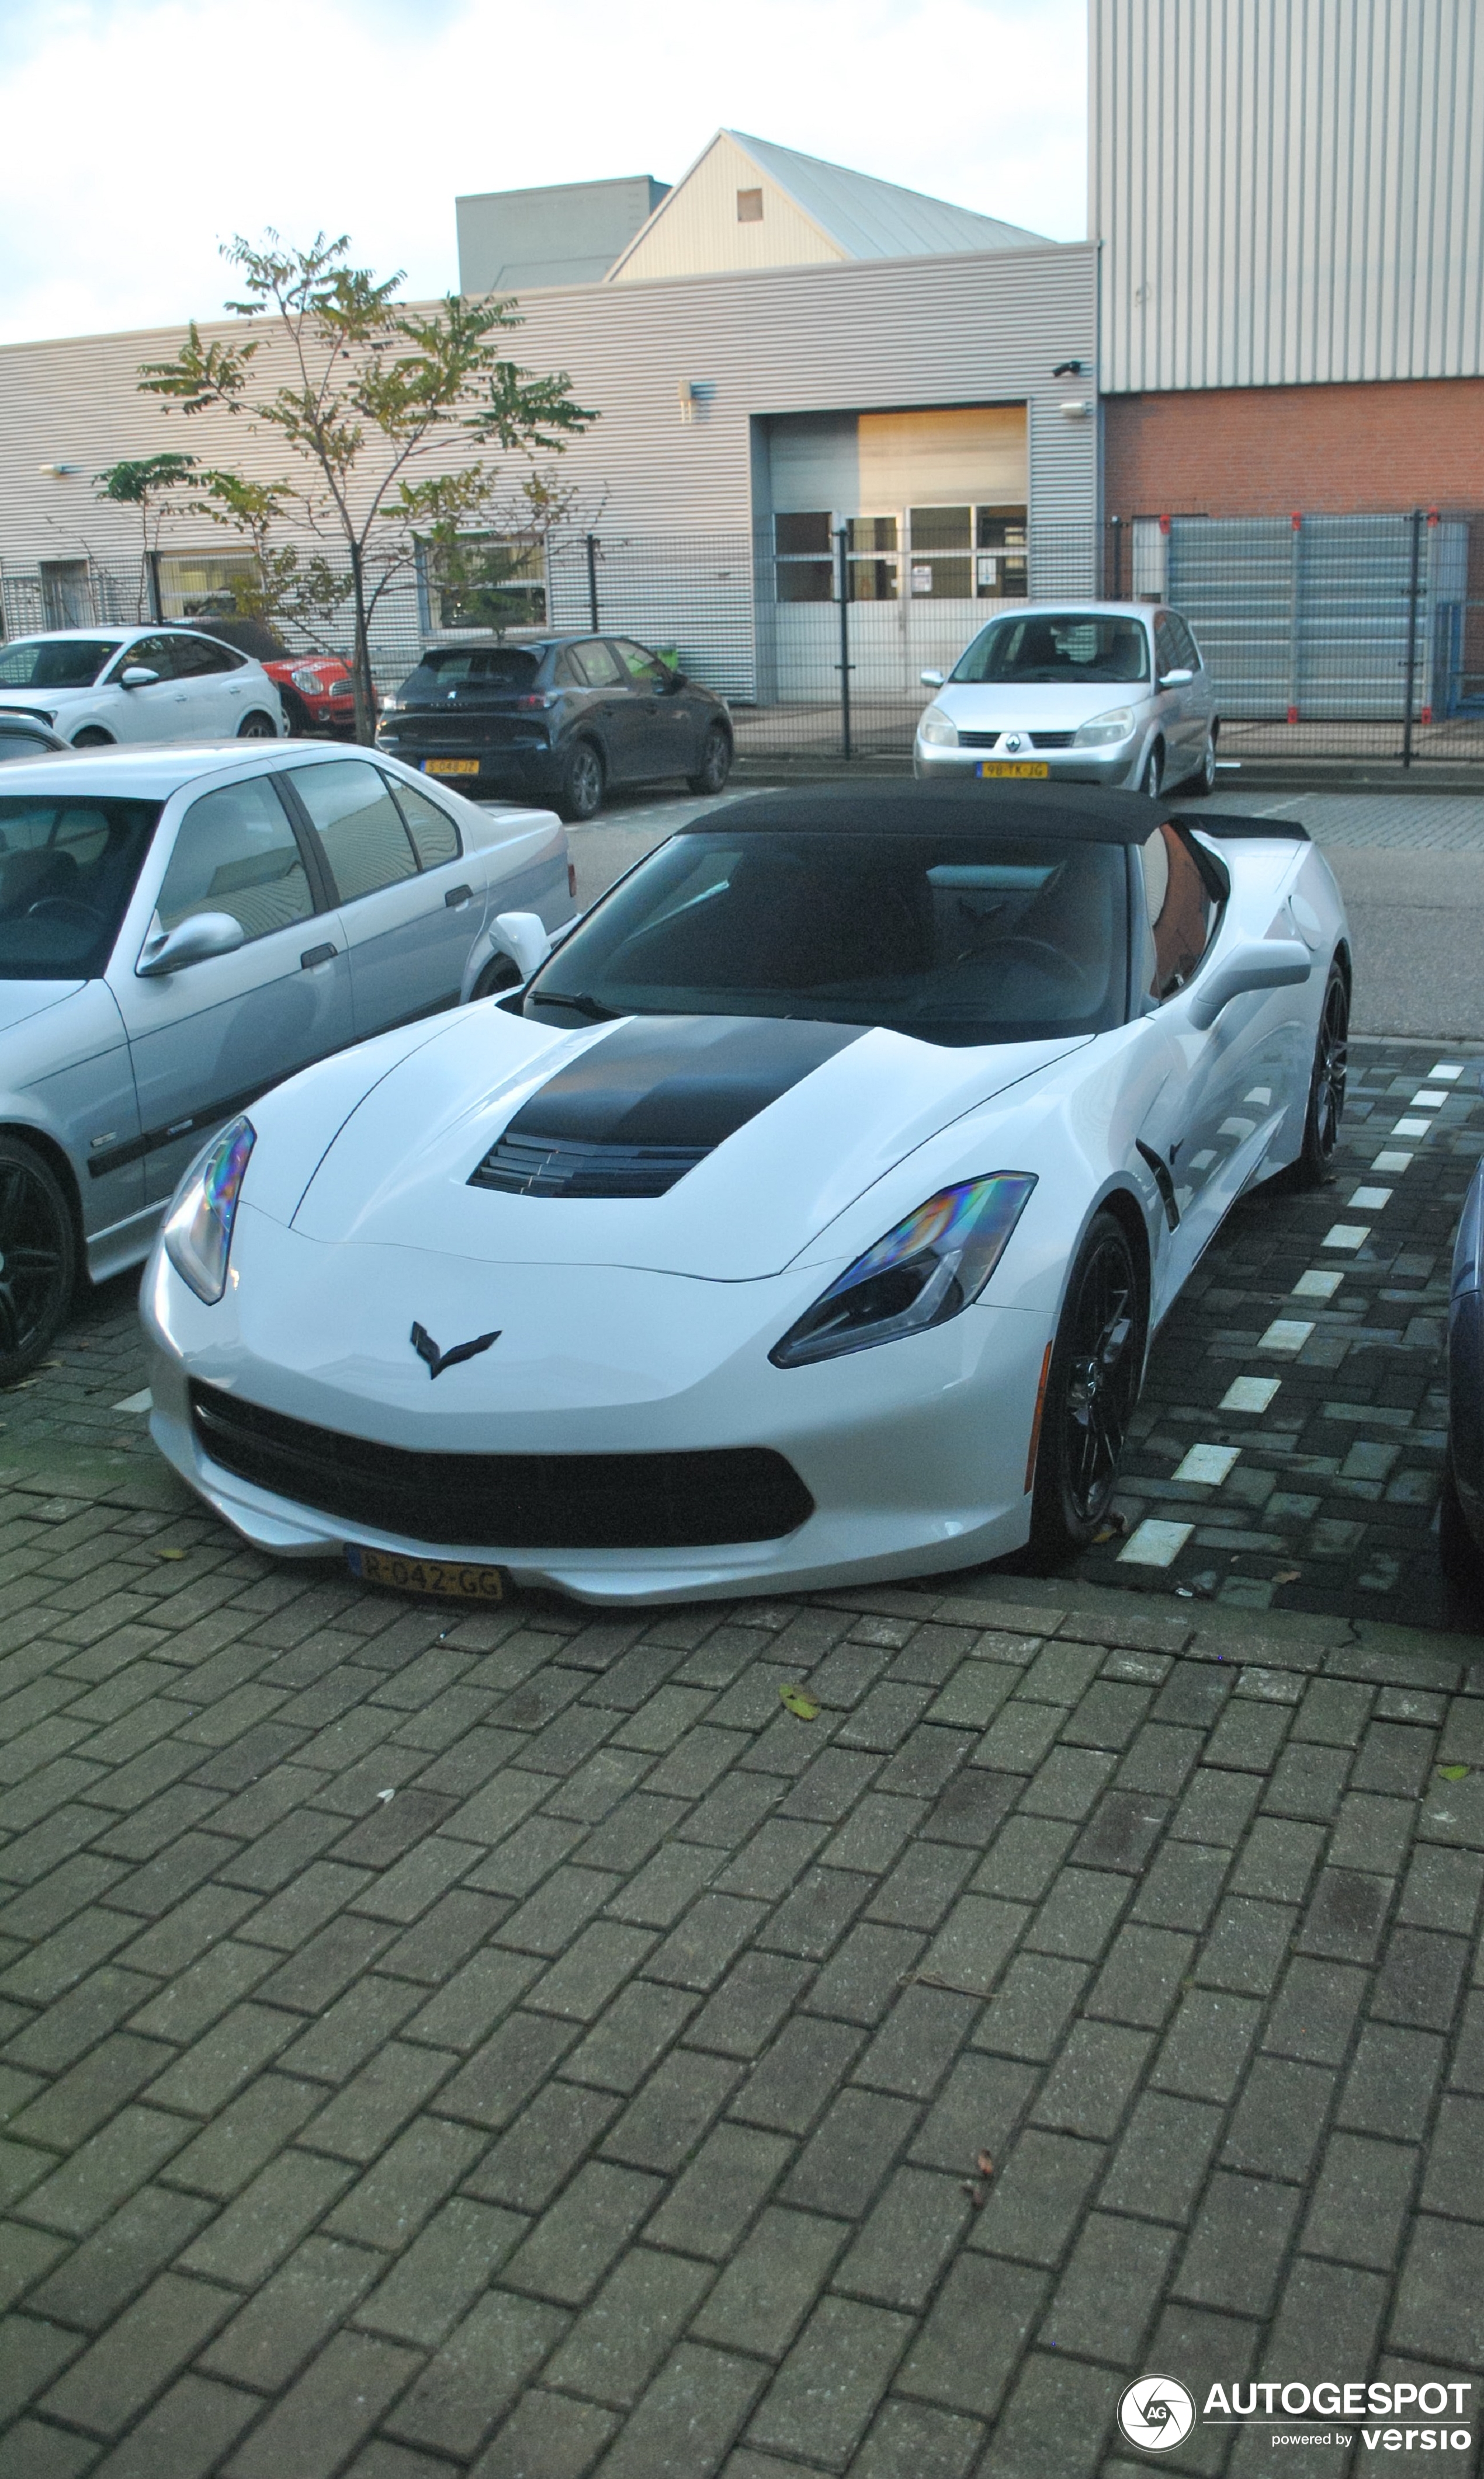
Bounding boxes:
[727,131,1049,261]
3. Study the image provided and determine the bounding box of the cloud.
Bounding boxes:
[0,0,1085,346]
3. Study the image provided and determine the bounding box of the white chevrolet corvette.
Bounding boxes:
[142,786,1349,1607]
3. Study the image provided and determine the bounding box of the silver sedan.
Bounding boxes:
[0,741,574,1380]
[914,601,1219,798]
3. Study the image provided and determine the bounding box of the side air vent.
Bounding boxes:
[470,1132,712,1197]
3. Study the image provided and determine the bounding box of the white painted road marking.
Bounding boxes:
[1293,1270,1344,1300]
[1173,1443,1241,1486]
[1119,1518,1195,1567]
[1258,1320,1315,1353]
[1221,1376,1282,1413]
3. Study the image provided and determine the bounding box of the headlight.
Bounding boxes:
[290,667,325,695]
[161,1118,255,1305]
[917,705,959,748]
[378,693,400,715]
[1073,705,1137,747]
[771,1173,1036,1368]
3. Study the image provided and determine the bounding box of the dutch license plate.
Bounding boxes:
[347,1544,505,1601]
[424,757,480,777]
[977,761,1049,778]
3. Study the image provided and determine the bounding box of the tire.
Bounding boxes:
[1025,1209,1147,1568]
[0,1135,77,1387]
[1139,741,1164,798]
[471,951,522,1001]
[557,739,604,823]
[1292,959,1348,1186]
[686,723,733,796]
[71,727,112,748]
[277,688,312,737]
[1184,730,1218,796]
[237,711,279,739]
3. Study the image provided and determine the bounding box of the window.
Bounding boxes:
[1167,613,1201,671]
[158,778,313,943]
[846,516,898,602]
[975,507,1028,599]
[1140,824,1218,1000]
[405,647,542,692]
[290,761,419,904]
[112,636,183,682]
[612,639,670,688]
[737,188,764,223]
[387,776,461,870]
[0,795,160,979]
[953,614,1150,686]
[908,509,972,600]
[568,640,625,689]
[0,639,115,689]
[774,512,835,604]
[422,536,547,633]
[0,732,57,761]
[170,634,240,677]
[155,550,259,622]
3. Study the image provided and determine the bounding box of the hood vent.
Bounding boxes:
[468,1013,866,1202]
[470,1132,711,1198]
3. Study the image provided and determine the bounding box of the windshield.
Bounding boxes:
[0,796,160,979]
[952,614,1150,687]
[403,647,541,692]
[525,830,1129,1047]
[0,639,119,691]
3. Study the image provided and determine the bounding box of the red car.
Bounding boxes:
[167,616,358,737]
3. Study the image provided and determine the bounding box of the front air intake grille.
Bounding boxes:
[470,1132,712,1198]
[1030,731,1076,750]
[958,730,1000,750]
[190,1383,813,1548]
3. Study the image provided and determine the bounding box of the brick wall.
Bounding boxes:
[1102,378,1484,518]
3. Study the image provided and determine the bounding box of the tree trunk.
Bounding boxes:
[348,539,375,744]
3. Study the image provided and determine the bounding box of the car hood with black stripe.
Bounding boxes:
[272,1000,1085,1281]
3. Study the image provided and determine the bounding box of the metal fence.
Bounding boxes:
[4,509,1482,767]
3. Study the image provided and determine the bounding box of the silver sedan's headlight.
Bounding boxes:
[1072,705,1137,747]
[771,1174,1036,1367]
[162,1118,255,1305]
[917,705,959,748]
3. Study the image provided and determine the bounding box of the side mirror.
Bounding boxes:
[1159,668,1194,688]
[491,910,552,983]
[120,665,160,688]
[920,668,945,689]
[1185,937,1310,1031]
[136,910,245,977]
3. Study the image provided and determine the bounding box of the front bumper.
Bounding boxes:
[141,1213,1048,1606]
[914,741,1144,789]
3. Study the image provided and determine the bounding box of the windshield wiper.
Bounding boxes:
[529,990,619,1021]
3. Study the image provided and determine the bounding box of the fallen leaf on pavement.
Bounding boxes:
[779,1684,819,1720]
[155,1548,187,1561]
[976,2151,995,2178]
[1437,1764,1471,1782]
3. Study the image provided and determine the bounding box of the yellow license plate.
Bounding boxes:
[347,1544,505,1601]
[977,761,1049,778]
[424,758,480,777]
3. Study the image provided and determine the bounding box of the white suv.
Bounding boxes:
[0,626,284,747]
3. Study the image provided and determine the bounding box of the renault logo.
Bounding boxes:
[1004,732,1024,753]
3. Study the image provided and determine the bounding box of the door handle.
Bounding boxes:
[300,942,337,970]
[444,884,473,910]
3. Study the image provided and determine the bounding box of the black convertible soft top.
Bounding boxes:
[682,783,1310,843]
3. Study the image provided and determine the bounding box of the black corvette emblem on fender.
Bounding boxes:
[410,1322,501,1379]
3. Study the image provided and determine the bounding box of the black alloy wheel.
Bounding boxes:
[687,722,733,796]
[71,727,112,748]
[471,951,522,1001]
[237,711,279,739]
[559,738,604,823]
[1027,1210,1146,1566]
[1294,961,1348,1184]
[0,1136,77,1387]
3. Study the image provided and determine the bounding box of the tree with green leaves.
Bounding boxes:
[95,453,199,621]
[138,231,598,736]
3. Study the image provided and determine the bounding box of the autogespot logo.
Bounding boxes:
[1118,2376,1197,2452]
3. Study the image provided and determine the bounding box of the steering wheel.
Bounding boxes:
[993,936,1086,987]
[26,897,105,927]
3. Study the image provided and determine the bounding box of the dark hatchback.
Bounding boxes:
[374,635,733,820]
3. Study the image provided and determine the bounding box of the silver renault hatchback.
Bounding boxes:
[914,601,1219,798]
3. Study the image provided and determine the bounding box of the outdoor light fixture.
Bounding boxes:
[1059,398,1093,417]
[1052,359,1084,377]
[677,381,696,423]
[37,462,79,477]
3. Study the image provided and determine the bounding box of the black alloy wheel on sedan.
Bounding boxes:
[1028,1211,1146,1565]
[1294,961,1348,1184]
[0,1135,77,1385]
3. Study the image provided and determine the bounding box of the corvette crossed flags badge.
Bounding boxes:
[410,1321,501,1379]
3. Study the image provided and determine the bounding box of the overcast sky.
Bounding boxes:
[0,0,1086,346]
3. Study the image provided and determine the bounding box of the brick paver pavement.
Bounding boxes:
[0,1486,1480,2475]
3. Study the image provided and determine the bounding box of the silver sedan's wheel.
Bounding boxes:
[237,712,278,739]
[1140,742,1163,798]
[0,1137,76,1386]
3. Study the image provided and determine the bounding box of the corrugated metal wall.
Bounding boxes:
[0,242,1098,564]
[1093,0,1484,391]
